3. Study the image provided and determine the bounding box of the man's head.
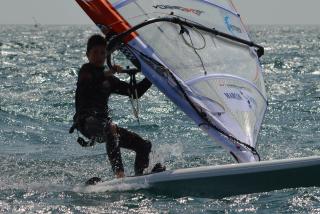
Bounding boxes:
[86,34,107,67]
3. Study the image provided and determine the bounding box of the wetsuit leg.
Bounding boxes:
[81,116,151,176]
[117,127,152,176]
[103,122,124,174]
[78,115,124,173]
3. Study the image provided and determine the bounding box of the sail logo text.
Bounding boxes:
[153,5,204,16]
[224,92,242,100]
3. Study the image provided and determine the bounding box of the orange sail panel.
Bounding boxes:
[75,0,136,42]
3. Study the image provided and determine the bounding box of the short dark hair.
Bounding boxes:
[86,34,106,53]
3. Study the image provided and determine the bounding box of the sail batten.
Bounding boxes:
[185,74,268,103]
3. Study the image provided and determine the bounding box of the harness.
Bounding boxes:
[69,112,100,147]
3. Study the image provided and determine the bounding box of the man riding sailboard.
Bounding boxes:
[69,32,165,184]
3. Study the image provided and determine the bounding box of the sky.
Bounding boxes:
[0,0,319,25]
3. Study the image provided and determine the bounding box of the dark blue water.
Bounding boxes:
[0,25,319,213]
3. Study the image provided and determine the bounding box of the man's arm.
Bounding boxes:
[111,75,152,98]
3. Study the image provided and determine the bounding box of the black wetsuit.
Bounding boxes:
[74,63,152,175]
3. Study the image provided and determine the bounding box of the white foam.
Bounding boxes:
[312,70,320,75]
[73,179,150,193]
[149,143,185,170]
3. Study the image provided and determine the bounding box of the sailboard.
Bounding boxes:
[79,156,320,198]
[76,0,267,163]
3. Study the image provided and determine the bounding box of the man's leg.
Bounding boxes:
[116,126,152,176]
[79,116,125,177]
[103,122,124,176]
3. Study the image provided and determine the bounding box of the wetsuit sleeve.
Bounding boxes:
[111,76,152,99]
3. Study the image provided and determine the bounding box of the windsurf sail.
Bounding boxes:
[76,0,268,163]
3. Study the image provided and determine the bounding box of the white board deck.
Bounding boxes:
[81,156,320,198]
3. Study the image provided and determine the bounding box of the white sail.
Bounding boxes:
[76,0,267,162]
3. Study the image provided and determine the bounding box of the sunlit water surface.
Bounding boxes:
[0,25,319,213]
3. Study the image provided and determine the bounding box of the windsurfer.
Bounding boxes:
[71,34,153,178]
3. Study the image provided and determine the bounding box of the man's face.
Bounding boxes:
[87,45,106,67]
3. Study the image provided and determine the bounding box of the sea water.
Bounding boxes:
[0,25,319,213]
